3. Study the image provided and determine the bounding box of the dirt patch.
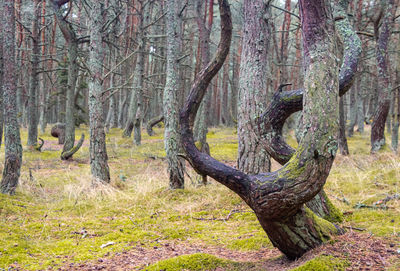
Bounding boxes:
[52,231,399,271]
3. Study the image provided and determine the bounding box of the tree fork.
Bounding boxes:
[180,0,341,258]
[259,0,361,222]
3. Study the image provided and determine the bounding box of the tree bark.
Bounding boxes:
[88,0,110,183]
[164,0,185,189]
[1,0,23,194]
[237,0,271,174]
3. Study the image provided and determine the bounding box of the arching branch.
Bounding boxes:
[260,0,362,165]
[35,138,44,152]
[61,133,85,160]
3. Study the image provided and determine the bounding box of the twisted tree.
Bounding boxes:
[50,0,85,160]
[259,0,361,222]
[180,0,360,259]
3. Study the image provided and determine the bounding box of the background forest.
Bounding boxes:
[0,0,399,270]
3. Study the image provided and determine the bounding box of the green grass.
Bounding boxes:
[0,126,399,270]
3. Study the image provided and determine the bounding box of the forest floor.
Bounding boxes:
[0,126,399,270]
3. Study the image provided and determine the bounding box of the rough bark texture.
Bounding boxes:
[237,0,271,174]
[88,0,110,183]
[371,0,396,152]
[27,0,40,148]
[180,0,341,259]
[164,0,185,189]
[1,0,23,194]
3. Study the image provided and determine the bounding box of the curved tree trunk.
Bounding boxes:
[371,0,396,152]
[237,0,271,174]
[259,0,361,223]
[88,0,110,183]
[180,0,343,259]
[164,0,185,189]
[146,115,164,136]
[1,0,23,194]
[51,0,84,160]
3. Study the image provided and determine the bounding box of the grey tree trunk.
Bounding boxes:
[0,5,4,148]
[27,0,40,148]
[237,0,271,174]
[123,5,146,145]
[371,0,396,152]
[88,0,110,183]
[338,97,349,155]
[1,0,23,194]
[164,0,185,189]
[346,84,357,137]
[51,0,84,160]
[356,80,365,133]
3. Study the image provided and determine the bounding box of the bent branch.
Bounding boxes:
[260,0,362,165]
[61,133,84,160]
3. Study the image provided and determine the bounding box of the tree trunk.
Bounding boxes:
[88,0,110,183]
[180,0,344,259]
[371,0,396,152]
[338,96,349,155]
[27,0,40,148]
[51,0,84,160]
[164,0,185,189]
[1,0,23,194]
[0,6,4,148]
[123,4,145,143]
[347,84,357,137]
[237,0,271,174]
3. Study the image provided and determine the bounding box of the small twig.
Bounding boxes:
[192,210,253,222]
[344,226,366,231]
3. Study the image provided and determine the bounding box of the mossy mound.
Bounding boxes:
[143,253,229,271]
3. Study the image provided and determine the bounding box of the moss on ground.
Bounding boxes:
[143,253,257,271]
[0,126,399,269]
[290,255,349,271]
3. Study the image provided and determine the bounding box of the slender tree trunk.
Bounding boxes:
[0,6,4,148]
[27,0,40,148]
[237,0,271,174]
[164,0,185,189]
[123,4,145,144]
[371,0,396,152]
[347,85,357,137]
[88,0,110,183]
[1,0,23,194]
[338,97,349,155]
